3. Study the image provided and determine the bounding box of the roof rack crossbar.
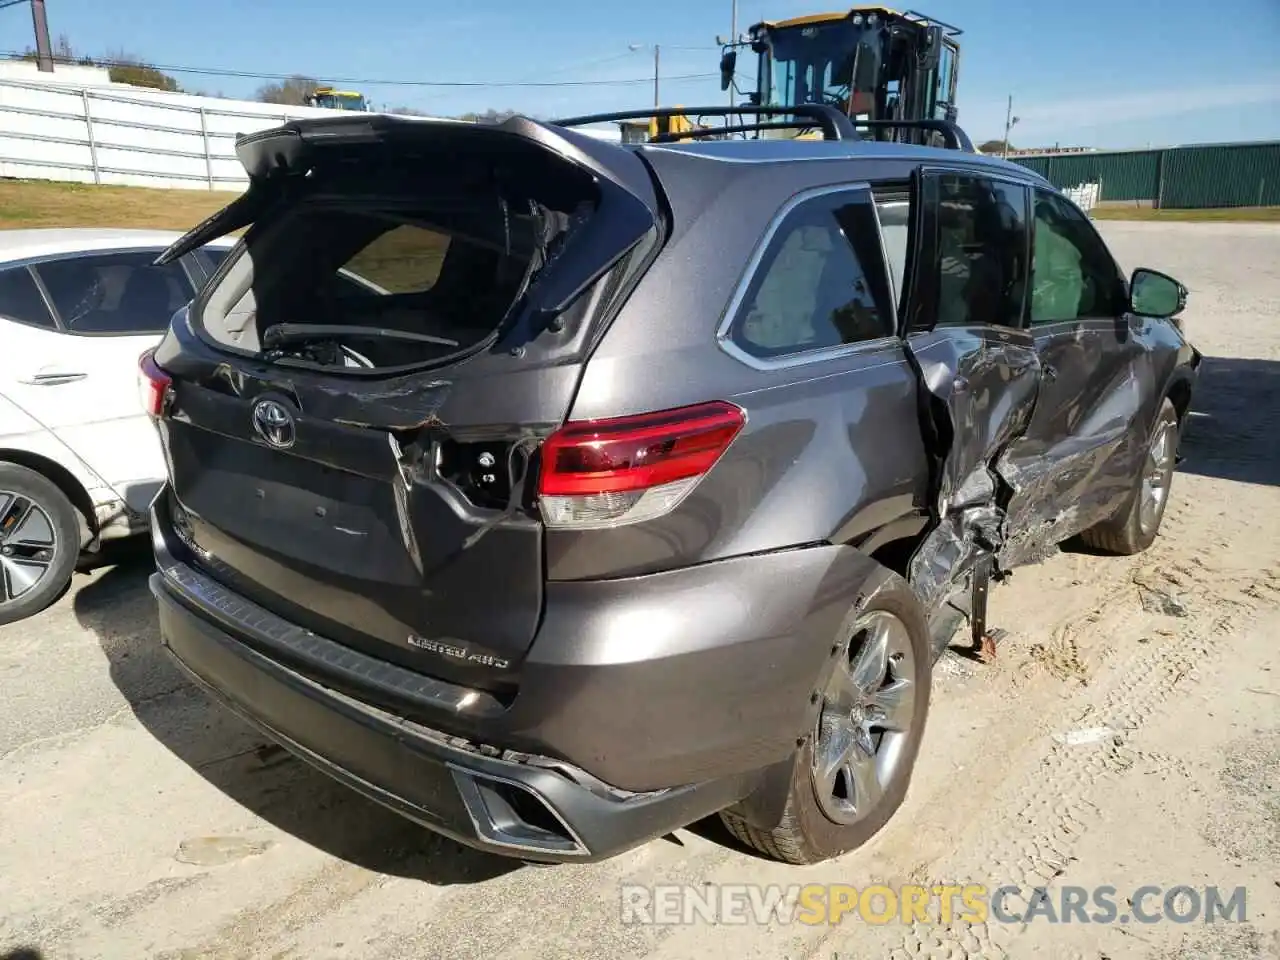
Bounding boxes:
[651,119,828,143]
[552,104,859,142]
[853,118,975,153]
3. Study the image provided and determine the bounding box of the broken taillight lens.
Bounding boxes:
[537,401,745,529]
[138,349,172,418]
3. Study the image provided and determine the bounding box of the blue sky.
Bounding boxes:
[5,0,1279,149]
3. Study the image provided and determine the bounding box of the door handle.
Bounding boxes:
[1042,363,1058,382]
[20,371,88,385]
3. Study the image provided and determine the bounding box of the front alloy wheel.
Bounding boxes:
[1139,415,1176,537]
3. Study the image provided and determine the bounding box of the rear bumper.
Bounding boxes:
[150,492,892,858]
[152,569,750,862]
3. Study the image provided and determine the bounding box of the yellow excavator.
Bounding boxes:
[718,6,962,145]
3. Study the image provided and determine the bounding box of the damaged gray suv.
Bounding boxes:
[141,106,1201,865]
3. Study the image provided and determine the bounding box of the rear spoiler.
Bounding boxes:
[156,114,662,315]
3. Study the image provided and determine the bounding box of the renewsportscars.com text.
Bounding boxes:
[619,883,1248,927]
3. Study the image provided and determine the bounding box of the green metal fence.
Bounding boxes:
[1011,141,1280,209]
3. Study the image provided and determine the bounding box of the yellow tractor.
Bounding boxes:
[718,7,962,145]
[305,87,372,112]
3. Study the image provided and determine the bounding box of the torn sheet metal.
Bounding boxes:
[909,502,1004,613]
[904,329,1042,615]
[997,364,1145,570]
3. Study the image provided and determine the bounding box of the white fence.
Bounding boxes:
[0,77,623,193]
[0,77,447,192]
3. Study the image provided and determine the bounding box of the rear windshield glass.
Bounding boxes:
[200,175,572,371]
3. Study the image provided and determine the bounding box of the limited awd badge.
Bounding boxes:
[252,398,296,449]
[407,635,510,670]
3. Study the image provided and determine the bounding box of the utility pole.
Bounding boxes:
[653,44,660,109]
[1002,94,1020,158]
[31,0,54,73]
[729,0,737,108]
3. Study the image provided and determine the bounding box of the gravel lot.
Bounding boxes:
[3,221,1279,960]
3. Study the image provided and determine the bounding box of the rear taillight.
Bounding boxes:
[138,349,172,418]
[537,401,745,529]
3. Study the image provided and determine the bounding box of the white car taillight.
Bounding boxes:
[537,401,746,529]
[138,349,172,418]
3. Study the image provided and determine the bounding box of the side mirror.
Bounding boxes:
[919,25,943,70]
[719,50,738,91]
[1129,268,1187,318]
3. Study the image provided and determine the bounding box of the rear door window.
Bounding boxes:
[726,187,896,362]
[929,173,1030,329]
[0,266,56,330]
[33,250,196,335]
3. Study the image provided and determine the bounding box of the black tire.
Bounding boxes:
[720,574,933,864]
[0,462,81,626]
[1078,398,1179,556]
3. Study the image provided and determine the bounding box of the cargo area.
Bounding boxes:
[144,116,666,695]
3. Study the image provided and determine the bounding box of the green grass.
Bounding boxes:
[0,178,235,231]
[1091,205,1280,222]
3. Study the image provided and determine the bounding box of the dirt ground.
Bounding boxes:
[2,220,1278,960]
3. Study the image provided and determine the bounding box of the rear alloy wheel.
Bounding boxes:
[811,610,918,826]
[720,576,932,864]
[1080,398,1179,556]
[0,463,81,626]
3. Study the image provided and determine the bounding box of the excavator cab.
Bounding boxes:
[723,7,961,145]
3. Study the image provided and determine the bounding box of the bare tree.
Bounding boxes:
[256,76,320,106]
[455,108,519,124]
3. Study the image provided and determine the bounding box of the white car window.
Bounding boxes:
[34,251,195,336]
[0,266,56,330]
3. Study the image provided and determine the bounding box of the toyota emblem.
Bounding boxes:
[252,399,296,449]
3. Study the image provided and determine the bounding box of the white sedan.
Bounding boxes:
[0,227,232,624]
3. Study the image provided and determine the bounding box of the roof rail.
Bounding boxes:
[902,9,964,36]
[853,118,976,153]
[552,105,859,142]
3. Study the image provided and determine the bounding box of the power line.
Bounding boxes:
[0,52,719,88]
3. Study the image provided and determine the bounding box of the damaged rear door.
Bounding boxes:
[892,167,1042,629]
[149,115,662,693]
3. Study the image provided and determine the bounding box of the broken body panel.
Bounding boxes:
[896,167,1201,642]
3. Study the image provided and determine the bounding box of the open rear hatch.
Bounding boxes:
[147,114,662,696]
